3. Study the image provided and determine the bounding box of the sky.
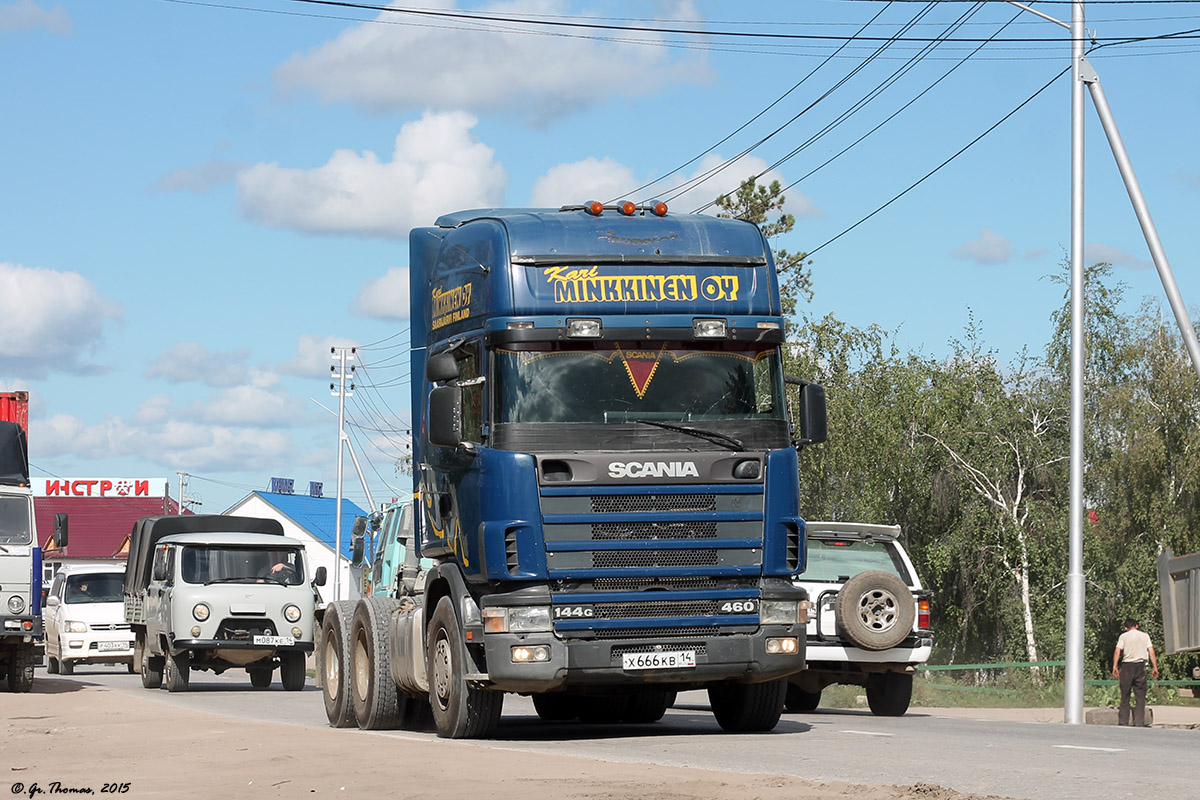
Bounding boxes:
[2,0,1199,515]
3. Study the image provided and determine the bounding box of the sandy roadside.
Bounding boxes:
[2,682,1019,800]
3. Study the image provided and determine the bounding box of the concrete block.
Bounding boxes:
[1085,707,1153,726]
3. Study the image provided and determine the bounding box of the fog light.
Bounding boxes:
[191,626,202,637]
[69,640,84,649]
[693,318,727,338]
[765,637,799,655]
[511,645,551,663]
[566,318,601,338]
[292,627,303,639]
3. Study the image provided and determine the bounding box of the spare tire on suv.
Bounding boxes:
[835,570,916,651]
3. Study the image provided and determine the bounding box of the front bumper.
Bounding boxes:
[1,615,43,639]
[62,631,135,665]
[483,624,806,693]
[805,637,932,666]
[170,638,315,654]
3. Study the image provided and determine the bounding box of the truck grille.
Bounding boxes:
[542,484,764,638]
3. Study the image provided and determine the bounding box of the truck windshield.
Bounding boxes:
[496,342,785,423]
[180,546,305,586]
[493,342,788,452]
[0,495,32,544]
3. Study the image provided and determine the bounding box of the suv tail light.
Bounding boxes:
[917,597,931,631]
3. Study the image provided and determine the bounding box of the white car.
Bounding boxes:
[44,564,135,674]
[789,522,932,716]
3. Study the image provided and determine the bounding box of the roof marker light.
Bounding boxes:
[619,201,636,216]
[585,201,604,216]
[652,202,668,217]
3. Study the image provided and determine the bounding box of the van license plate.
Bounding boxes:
[252,635,295,647]
[621,650,696,671]
[97,641,127,652]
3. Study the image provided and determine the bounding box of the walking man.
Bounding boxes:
[1111,617,1159,727]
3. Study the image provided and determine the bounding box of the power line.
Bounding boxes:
[807,63,1071,258]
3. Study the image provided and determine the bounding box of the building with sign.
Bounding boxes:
[34,478,176,584]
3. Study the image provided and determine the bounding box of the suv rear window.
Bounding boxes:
[804,538,910,584]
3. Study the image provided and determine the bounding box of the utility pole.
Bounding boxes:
[1008,0,1200,724]
[175,471,201,515]
[330,346,356,603]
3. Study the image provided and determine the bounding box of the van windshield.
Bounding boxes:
[0,495,32,544]
[180,546,305,586]
[65,573,124,603]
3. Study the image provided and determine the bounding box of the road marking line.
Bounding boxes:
[1052,745,1126,753]
[840,730,894,737]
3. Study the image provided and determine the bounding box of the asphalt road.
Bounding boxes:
[44,664,1200,800]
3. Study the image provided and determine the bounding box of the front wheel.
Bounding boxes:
[708,678,786,732]
[46,656,59,675]
[249,666,273,689]
[427,596,502,739]
[6,645,35,692]
[866,671,913,716]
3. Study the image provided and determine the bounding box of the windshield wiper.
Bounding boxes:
[203,577,259,586]
[632,419,744,451]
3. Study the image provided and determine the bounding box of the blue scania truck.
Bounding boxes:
[319,201,826,738]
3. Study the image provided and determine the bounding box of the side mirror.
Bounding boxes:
[426,352,460,383]
[428,385,464,449]
[46,596,59,607]
[350,518,366,568]
[369,511,384,532]
[785,376,827,447]
[314,566,328,587]
[53,513,69,549]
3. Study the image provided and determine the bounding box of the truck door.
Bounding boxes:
[146,545,173,653]
[420,339,486,576]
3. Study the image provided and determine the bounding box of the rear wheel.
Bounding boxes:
[140,649,163,689]
[708,678,786,732]
[165,650,190,693]
[427,596,502,739]
[785,683,821,712]
[866,671,913,717]
[320,601,358,728]
[281,651,306,692]
[351,598,403,730]
[532,693,579,722]
[249,666,273,689]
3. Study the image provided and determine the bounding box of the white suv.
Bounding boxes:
[789,522,932,716]
[44,563,135,674]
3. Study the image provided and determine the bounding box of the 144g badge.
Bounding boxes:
[553,605,595,619]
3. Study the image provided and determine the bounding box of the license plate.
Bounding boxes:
[252,635,295,647]
[97,641,128,652]
[621,650,696,671]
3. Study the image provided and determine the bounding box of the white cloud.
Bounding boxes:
[238,111,507,238]
[1085,241,1152,271]
[354,267,411,321]
[0,262,122,378]
[145,342,255,387]
[952,227,1013,265]
[274,0,706,123]
[32,411,297,473]
[151,160,245,193]
[528,153,822,219]
[189,385,304,428]
[529,158,638,208]
[279,334,361,377]
[0,1,71,33]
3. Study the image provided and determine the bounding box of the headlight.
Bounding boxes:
[482,606,552,633]
[760,600,802,625]
[283,604,302,623]
[192,603,210,622]
[65,620,89,633]
[7,595,24,614]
